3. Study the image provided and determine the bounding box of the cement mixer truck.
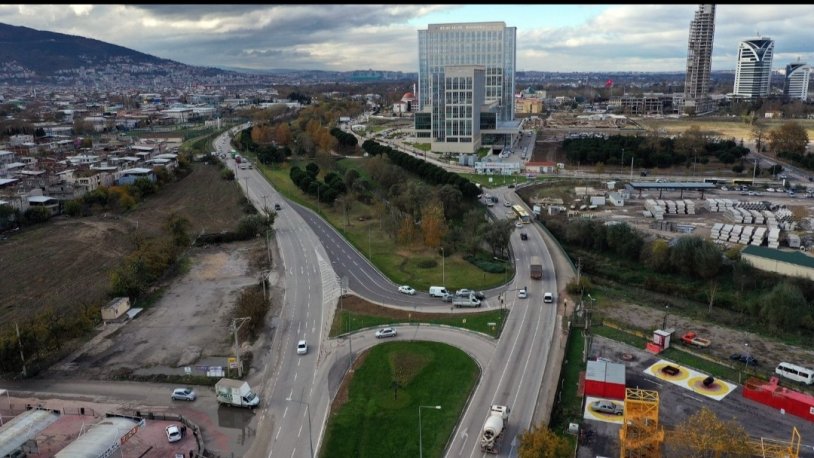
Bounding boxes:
[480,404,510,454]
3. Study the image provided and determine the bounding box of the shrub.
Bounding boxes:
[416,259,438,269]
[221,168,235,180]
[464,255,506,273]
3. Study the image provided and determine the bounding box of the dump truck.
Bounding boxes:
[530,256,543,280]
[680,331,711,348]
[480,404,510,454]
[215,378,260,408]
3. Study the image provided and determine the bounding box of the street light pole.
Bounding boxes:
[419,405,442,458]
[441,247,445,286]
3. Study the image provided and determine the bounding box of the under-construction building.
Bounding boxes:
[683,4,716,114]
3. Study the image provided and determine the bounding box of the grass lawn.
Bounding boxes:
[409,143,431,152]
[461,173,533,189]
[320,341,478,458]
[258,161,513,291]
[331,294,508,338]
[550,326,586,442]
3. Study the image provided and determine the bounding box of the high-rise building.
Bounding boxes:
[733,37,775,99]
[784,61,810,101]
[416,22,518,154]
[684,4,715,114]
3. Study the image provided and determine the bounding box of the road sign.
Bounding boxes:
[228,357,238,369]
[487,322,496,327]
[184,367,192,375]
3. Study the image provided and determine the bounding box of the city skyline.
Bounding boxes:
[0,4,813,74]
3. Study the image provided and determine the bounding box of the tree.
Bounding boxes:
[750,123,766,152]
[768,122,809,155]
[759,281,810,332]
[165,213,191,248]
[518,423,571,458]
[274,122,292,146]
[437,184,464,220]
[666,407,753,458]
[420,200,447,248]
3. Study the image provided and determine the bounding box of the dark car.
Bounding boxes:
[274,203,282,211]
[730,353,759,366]
[474,291,486,300]
[520,232,528,241]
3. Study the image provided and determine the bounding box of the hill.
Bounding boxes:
[0,22,231,83]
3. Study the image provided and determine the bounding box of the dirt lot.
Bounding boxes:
[48,239,267,379]
[0,162,245,324]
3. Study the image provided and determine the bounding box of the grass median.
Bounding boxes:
[320,341,478,458]
[331,294,507,338]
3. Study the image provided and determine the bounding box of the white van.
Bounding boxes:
[775,362,814,385]
[429,286,448,298]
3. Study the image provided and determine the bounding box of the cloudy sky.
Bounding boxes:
[1,4,813,73]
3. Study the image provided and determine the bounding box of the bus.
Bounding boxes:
[512,204,531,224]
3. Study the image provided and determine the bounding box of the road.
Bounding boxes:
[3,126,562,458]
[215,127,562,457]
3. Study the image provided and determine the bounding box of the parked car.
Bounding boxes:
[473,291,486,300]
[166,425,183,443]
[375,327,397,339]
[274,203,282,211]
[398,285,416,295]
[297,340,308,355]
[171,387,197,401]
[456,288,475,297]
[730,353,758,366]
[590,400,623,415]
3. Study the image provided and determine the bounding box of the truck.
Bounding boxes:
[215,378,260,408]
[480,404,510,454]
[680,331,711,348]
[530,256,543,280]
[453,294,481,308]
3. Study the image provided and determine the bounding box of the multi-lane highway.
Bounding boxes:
[211,127,562,457]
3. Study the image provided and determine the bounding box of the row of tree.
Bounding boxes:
[289,162,348,205]
[361,140,480,199]
[563,132,749,169]
[329,127,359,153]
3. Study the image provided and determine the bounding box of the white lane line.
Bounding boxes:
[283,406,288,418]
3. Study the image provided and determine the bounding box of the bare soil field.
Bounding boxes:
[638,117,814,142]
[0,162,246,324]
[52,240,265,379]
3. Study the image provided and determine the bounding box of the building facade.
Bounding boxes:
[784,62,811,102]
[416,22,518,154]
[684,4,716,114]
[733,37,775,99]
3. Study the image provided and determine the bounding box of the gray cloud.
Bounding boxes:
[0,4,811,72]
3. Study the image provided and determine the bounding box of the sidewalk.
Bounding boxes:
[531,215,578,427]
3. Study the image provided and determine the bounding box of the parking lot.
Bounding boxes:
[576,335,814,458]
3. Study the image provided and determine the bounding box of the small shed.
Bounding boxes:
[584,360,626,400]
[102,297,131,322]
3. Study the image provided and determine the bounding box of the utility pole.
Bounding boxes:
[15,322,26,377]
[230,317,251,378]
[340,276,352,372]
[629,156,634,181]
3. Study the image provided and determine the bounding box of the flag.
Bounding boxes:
[605,79,614,89]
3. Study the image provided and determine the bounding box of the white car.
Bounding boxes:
[515,221,523,228]
[166,425,182,443]
[375,327,397,338]
[171,387,196,401]
[543,292,554,303]
[297,340,308,355]
[518,287,528,299]
[591,400,623,415]
[398,285,416,295]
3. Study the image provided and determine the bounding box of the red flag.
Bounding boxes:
[605,79,614,88]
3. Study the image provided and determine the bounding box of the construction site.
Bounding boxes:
[576,334,813,458]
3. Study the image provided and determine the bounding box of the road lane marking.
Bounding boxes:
[283,406,288,418]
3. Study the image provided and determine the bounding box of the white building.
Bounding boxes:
[733,37,775,99]
[784,62,811,102]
